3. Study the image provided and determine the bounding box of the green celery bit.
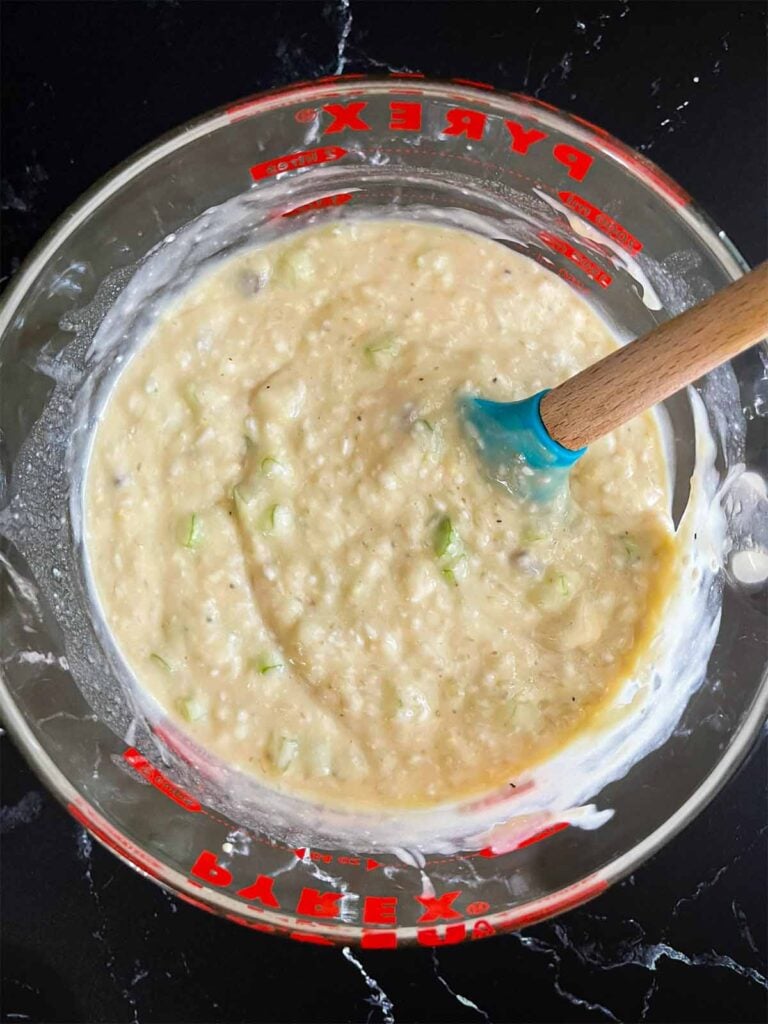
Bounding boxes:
[260,456,284,476]
[270,734,299,774]
[150,653,172,672]
[433,515,456,558]
[182,513,203,549]
[233,486,255,524]
[254,652,284,675]
[262,503,290,536]
[622,536,641,562]
[260,503,279,533]
[184,384,203,414]
[521,525,545,544]
[363,334,399,367]
[177,695,207,722]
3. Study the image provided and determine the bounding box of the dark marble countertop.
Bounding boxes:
[1,2,766,1022]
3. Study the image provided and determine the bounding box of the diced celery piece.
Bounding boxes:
[184,383,205,417]
[433,516,455,558]
[269,733,299,774]
[441,554,468,587]
[254,652,284,675]
[177,695,207,722]
[182,513,203,549]
[243,415,259,445]
[150,653,172,672]
[412,418,443,456]
[363,333,400,367]
[622,535,642,563]
[233,485,256,523]
[521,525,545,544]
[529,568,576,611]
[432,515,467,584]
[260,456,285,477]
[275,247,314,285]
[433,516,462,560]
[260,503,291,535]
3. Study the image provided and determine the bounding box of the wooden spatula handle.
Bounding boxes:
[540,262,768,451]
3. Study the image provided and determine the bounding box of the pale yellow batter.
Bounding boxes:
[86,221,676,809]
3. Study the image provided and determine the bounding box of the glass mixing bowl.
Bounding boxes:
[1,78,766,948]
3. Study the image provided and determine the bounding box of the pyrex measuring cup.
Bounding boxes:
[1,78,766,947]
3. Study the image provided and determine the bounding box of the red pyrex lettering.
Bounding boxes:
[123,747,201,812]
[415,891,462,923]
[558,191,643,252]
[317,102,594,183]
[250,146,347,181]
[188,850,479,926]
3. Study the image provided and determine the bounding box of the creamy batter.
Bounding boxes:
[86,221,676,809]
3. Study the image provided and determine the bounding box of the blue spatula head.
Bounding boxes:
[459,390,586,503]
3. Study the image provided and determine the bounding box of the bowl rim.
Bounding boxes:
[1,75,766,944]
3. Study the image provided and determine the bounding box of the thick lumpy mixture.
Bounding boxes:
[87,221,676,809]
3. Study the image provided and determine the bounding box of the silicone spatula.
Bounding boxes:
[460,261,768,501]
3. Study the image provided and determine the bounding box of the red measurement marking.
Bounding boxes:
[512,93,561,114]
[314,73,366,83]
[558,191,643,252]
[282,193,354,217]
[290,931,336,945]
[558,268,588,292]
[67,801,164,881]
[362,930,398,949]
[452,77,495,90]
[176,892,215,915]
[502,877,608,931]
[294,107,317,124]
[417,924,467,947]
[539,230,612,287]
[515,821,569,849]
[227,83,311,120]
[292,848,382,871]
[466,901,490,915]
[123,747,201,812]
[250,146,347,181]
[225,914,276,934]
[568,113,690,207]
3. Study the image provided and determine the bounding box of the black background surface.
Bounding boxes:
[1,3,766,1023]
